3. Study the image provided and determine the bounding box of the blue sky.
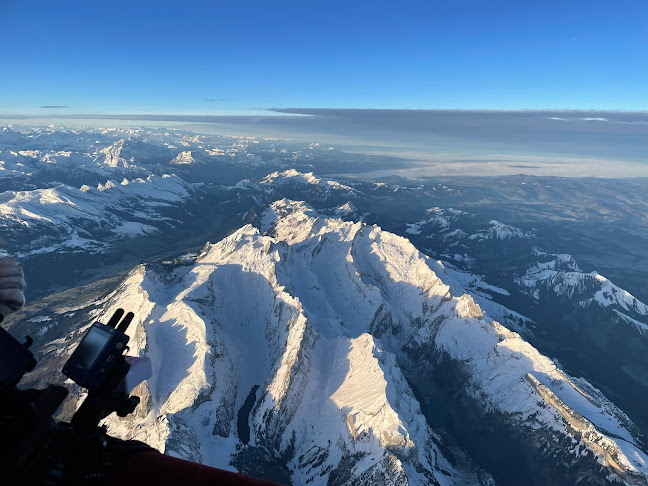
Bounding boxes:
[1,0,646,113]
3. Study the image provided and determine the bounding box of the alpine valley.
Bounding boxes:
[3,126,648,486]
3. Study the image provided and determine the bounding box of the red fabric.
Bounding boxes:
[109,450,284,486]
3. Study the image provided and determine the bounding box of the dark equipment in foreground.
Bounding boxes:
[1,309,142,484]
[0,309,281,485]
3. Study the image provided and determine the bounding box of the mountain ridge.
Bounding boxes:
[79,200,648,485]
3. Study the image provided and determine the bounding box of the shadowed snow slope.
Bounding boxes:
[97,200,647,486]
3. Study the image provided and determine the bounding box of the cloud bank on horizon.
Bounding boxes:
[2,108,647,178]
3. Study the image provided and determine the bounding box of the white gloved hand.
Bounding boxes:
[0,257,26,322]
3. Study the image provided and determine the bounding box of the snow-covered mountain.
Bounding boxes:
[517,250,648,333]
[98,139,131,168]
[405,209,532,242]
[0,174,199,257]
[170,150,195,166]
[406,208,468,236]
[403,207,535,268]
[33,200,644,485]
[4,126,648,485]
[235,169,357,202]
[467,220,534,241]
[0,126,393,189]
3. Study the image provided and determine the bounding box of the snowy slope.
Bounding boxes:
[467,220,534,241]
[99,224,467,485]
[87,200,648,485]
[517,251,648,333]
[405,207,465,235]
[0,174,199,256]
[98,139,130,168]
[405,209,531,243]
[0,126,377,189]
[236,169,356,201]
[434,263,534,333]
[170,151,195,166]
[260,169,354,191]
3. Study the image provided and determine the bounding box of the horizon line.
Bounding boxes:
[2,107,648,120]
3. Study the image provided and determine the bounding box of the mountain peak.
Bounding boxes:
[98,139,129,168]
[170,150,195,166]
[90,201,648,484]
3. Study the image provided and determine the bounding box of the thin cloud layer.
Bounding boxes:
[2,109,647,172]
[266,108,648,162]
